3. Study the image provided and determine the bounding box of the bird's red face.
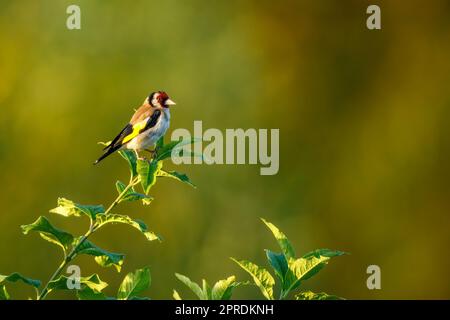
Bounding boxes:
[149,91,176,108]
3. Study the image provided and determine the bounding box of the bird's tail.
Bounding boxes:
[94,145,121,165]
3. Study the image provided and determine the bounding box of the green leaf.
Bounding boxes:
[74,238,125,272]
[211,276,244,300]
[1,272,41,300]
[265,250,288,284]
[178,149,205,160]
[172,289,182,300]
[261,218,295,259]
[0,272,41,299]
[157,170,196,188]
[77,287,108,300]
[141,197,153,206]
[295,291,343,300]
[129,296,151,300]
[48,274,108,294]
[231,258,275,300]
[0,285,9,300]
[50,198,105,220]
[202,279,212,300]
[284,249,346,294]
[302,248,347,260]
[137,159,162,194]
[156,136,165,150]
[115,180,128,196]
[155,140,183,162]
[117,267,151,300]
[119,150,138,178]
[95,214,161,241]
[175,273,205,300]
[21,216,74,253]
[116,181,153,205]
[156,137,200,161]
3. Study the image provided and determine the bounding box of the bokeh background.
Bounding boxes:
[1,0,449,299]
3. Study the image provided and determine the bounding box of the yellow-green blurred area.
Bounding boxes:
[0,0,449,299]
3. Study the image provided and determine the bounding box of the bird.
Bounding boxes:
[94,91,176,164]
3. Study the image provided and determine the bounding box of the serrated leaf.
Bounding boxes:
[265,250,288,284]
[21,216,74,253]
[295,291,343,300]
[137,160,162,194]
[48,274,108,294]
[50,198,104,220]
[95,214,161,241]
[117,267,151,300]
[175,273,205,300]
[261,218,295,259]
[119,150,138,178]
[74,238,124,272]
[284,249,346,294]
[211,276,244,300]
[0,285,9,300]
[231,258,275,300]
[116,180,153,205]
[157,170,196,188]
[173,289,182,300]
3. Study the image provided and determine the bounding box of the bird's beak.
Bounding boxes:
[165,99,176,106]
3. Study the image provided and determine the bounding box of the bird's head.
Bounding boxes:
[148,91,176,108]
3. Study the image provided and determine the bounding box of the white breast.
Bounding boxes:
[126,108,170,151]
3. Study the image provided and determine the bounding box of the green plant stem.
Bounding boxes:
[104,176,139,216]
[37,176,140,300]
[37,228,93,300]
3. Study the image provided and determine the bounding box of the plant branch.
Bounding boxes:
[104,176,140,215]
[37,175,140,300]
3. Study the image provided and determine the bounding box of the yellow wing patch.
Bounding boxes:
[122,118,148,144]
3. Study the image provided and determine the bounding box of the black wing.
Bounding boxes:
[94,110,162,165]
[103,123,133,151]
[142,109,161,132]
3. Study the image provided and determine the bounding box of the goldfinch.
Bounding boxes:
[94,91,176,164]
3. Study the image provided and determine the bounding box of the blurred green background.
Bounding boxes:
[1,0,449,299]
